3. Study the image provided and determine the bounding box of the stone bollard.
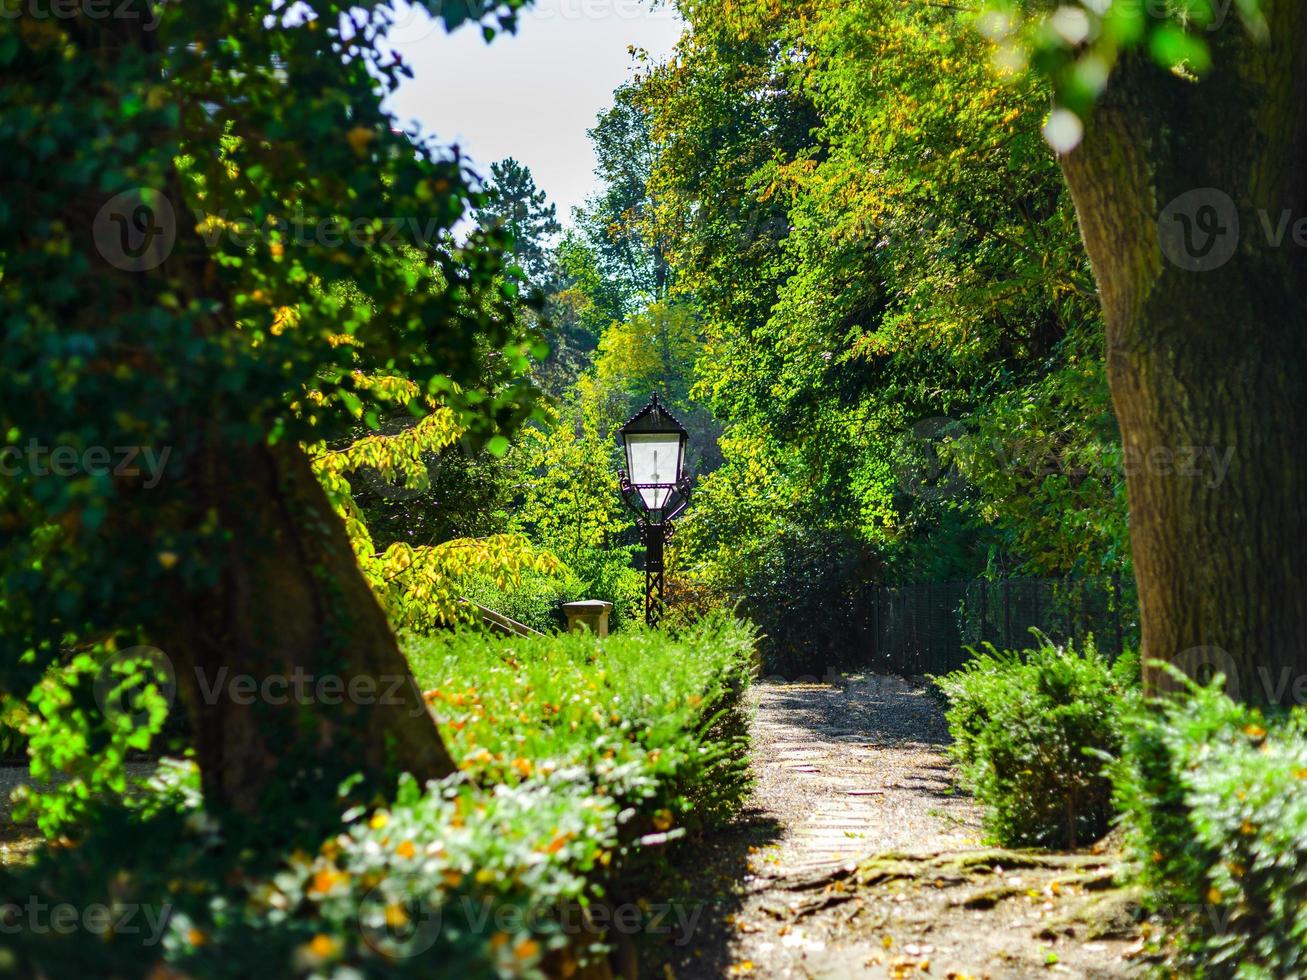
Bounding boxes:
[562,600,613,637]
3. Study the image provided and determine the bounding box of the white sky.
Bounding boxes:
[385,0,685,224]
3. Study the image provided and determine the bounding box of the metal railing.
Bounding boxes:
[461,599,543,638]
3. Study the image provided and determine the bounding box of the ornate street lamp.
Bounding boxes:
[618,393,691,627]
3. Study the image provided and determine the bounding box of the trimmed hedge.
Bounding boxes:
[0,615,754,978]
[1109,674,1307,978]
[936,635,1137,848]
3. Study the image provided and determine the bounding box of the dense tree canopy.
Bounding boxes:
[0,0,536,812]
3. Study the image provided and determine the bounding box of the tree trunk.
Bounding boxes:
[1059,5,1307,703]
[160,437,456,814]
[64,10,457,813]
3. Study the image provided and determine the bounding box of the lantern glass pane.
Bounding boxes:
[625,432,682,510]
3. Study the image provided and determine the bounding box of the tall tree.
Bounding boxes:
[535,231,626,394]
[475,157,561,290]
[0,0,531,813]
[577,81,672,306]
[1048,2,1307,699]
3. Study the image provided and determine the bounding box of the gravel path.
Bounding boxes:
[748,675,980,873]
[647,675,1142,980]
[0,762,158,867]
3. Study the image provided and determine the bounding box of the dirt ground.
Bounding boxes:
[642,676,1146,979]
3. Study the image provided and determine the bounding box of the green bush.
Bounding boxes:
[462,564,577,632]
[936,635,1137,848]
[1109,673,1307,978]
[462,547,644,634]
[0,617,755,978]
[701,522,879,676]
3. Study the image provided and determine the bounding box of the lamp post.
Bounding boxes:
[618,393,691,627]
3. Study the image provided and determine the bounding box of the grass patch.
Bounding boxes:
[0,616,755,978]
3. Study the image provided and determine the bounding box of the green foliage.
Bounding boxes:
[537,231,627,395]
[507,390,630,566]
[1108,675,1307,977]
[462,564,578,633]
[561,547,645,630]
[459,549,641,634]
[637,0,1128,657]
[937,635,1138,848]
[986,0,1267,132]
[684,519,878,675]
[0,621,754,977]
[408,613,755,827]
[10,646,177,837]
[0,0,542,809]
[476,157,562,291]
[576,80,671,308]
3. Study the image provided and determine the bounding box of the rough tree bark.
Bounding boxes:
[67,11,457,813]
[159,438,457,813]
[1059,3,1307,702]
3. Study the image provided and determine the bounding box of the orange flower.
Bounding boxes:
[513,937,541,961]
[309,868,347,896]
[307,933,339,959]
[545,833,571,855]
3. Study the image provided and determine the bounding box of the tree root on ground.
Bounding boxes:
[762,848,1126,926]
[1033,885,1145,941]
